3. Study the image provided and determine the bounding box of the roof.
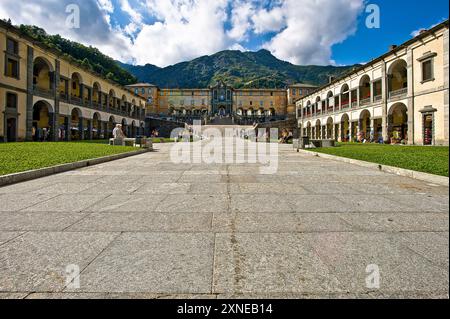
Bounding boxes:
[289,83,318,88]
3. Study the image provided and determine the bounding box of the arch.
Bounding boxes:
[388,60,408,96]
[315,96,321,103]
[92,112,101,139]
[306,121,312,139]
[359,75,371,102]
[131,120,136,138]
[71,73,83,99]
[326,117,334,139]
[69,107,82,140]
[340,113,350,142]
[109,89,116,109]
[315,119,322,139]
[359,109,371,142]
[388,102,408,144]
[327,91,334,99]
[340,83,350,93]
[32,100,53,141]
[237,108,243,116]
[33,57,53,91]
[93,82,101,104]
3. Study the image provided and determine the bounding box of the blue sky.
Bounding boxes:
[332,0,449,65]
[0,0,448,67]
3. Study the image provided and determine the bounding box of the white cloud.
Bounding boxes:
[410,19,446,37]
[259,0,364,65]
[0,0,365,67]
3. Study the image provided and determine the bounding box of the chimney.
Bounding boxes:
[419,29,427,35]
[328,75,335,84]
[389,44,398,51]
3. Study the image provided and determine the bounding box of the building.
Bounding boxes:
[296,20,449,146]
[0,20,147,143]
[126,82,317,121]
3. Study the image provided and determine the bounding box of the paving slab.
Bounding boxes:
[71,233,214,294]
[0,232,119,292]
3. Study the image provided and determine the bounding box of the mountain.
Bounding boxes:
[16,24,138,86]
[120,49,358,89]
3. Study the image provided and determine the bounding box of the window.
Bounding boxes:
[148,88,152,94]
[260,101,264,107]
[422,60,434,82]
[6,58,19,78]
[270,92,273,96]
[299,89,303,96]
[135,89,139,95]
[6,92,17,109]
[250,101,253,106]
[142,88,145,94]
[7,38,18,55]
[292,89,296,96]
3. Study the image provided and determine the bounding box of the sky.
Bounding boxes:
[0,0,448,67]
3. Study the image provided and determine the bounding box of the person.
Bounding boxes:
[113,124,125,139]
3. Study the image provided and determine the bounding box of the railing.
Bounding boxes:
[360,97,371,106]
[70,96,83,106]
[59,92,69,102]
[389,88,408,99]
[341,101,350,109]
[33,85,54,99]
[351,101,358,108]
[374,95,382,102]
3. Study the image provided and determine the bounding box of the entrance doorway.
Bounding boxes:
[423,114,434,145]
[6,118,17,142]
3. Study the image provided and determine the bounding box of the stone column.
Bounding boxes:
[79,84,84,105]
[381,62,389,143]
[407,48,415,145]
[79,117,84,140]
[26,46,34,141]
[444,28,449,145]
[65,116,70,141]
[371,118,377,142]
[87,120,93,140]
[52,59,60,142]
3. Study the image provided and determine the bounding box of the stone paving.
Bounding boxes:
[0,141,448,299]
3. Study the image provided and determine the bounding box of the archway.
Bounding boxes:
[121,118,128,137]
[70,108,82,140]
[315,120,322,139]
[359,75,371,105]
[131,121,136,138]
[340,84,350,109]
[109,90,116,110]
[388,103,408,144]
[359,110,371,142]
[6,117,17,142]
[108,116,116,139]
[33,57,53,92]
[306,122,312,139]
[340,113,350,142]
[71,73,83,101]
[388,60,408,98]
[92,113,101,139]
[32,101,53,141]
[93,82,102,107]
[326,117,334,140]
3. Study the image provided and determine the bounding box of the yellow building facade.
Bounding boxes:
[0,21,147,142]
[297,20,449,146]
[126,82,316,120]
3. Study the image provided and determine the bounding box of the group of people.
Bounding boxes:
[31,126,51,142]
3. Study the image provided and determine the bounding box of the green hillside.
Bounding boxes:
[120,49,358,88]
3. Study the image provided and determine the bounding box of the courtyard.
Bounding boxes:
[0,141,448,299]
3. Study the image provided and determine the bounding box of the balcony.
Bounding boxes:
[341,101,350,109]
[59,92,69,102]
[70,96,83,106]
[351,101,358,108]
[389,88,408,100]
[33,85,54,99]
[360,97,371,106]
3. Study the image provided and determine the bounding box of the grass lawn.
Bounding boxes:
[309,143,449,177]
[0,142,137,176]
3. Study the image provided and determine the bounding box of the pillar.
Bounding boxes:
[407,48,415,145]
[79,117,84,140]
[87,120,93,140]
[65,116,70,141]
[381,62,389,143]
[26,46,34,141]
